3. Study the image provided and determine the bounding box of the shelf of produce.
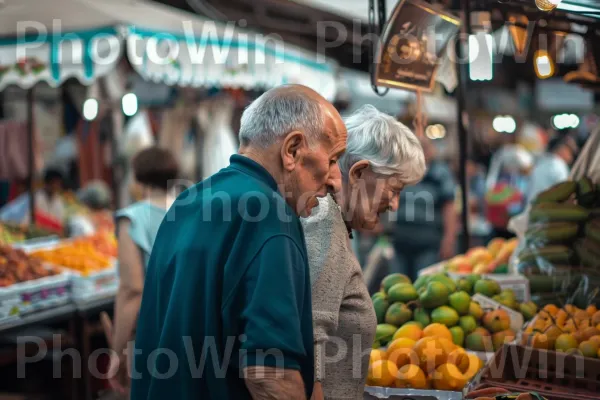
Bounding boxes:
[0,303,76,333]
[364,386,462,399]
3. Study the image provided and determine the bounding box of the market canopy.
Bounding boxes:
[0,0,338,99]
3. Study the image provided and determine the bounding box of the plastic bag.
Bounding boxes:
[510,175,600,308]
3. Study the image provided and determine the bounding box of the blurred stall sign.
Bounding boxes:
[374,0,460,92]
[535,78,593,111]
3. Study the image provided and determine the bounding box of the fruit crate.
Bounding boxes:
[364,387,462,399]
[0,271,72,318]
[70,263,118,304]
[472,343,600,400]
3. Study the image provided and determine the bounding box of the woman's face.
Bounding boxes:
[342,162,405,231]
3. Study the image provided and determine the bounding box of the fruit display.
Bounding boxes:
[515,177,600,307]
[466,387,549,399]
[521,303,600,357]
[444,238,519,275]
[0,222,57,245]
[0,245,58,287]
[368,272,534,391]
[30,232,117,276]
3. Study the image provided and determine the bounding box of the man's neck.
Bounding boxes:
[238,147,283,184]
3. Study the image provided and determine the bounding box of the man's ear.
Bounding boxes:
[348,160,370,186]
[281,131,305,171]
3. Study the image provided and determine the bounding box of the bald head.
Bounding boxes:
[239,84,342,149]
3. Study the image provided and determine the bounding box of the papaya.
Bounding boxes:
[525,222,579,245]
[534,181,577,203]
[585,218,600,243]
[575,238,600,268]
[577,176,597,208]
[373,296,390,324]
[518,245,573,264]
[529,203,590,223]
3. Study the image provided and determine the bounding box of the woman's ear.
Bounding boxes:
[281,131,305,171]
[348,160,370,186]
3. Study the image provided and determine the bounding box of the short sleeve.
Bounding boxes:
[239,235,311,372]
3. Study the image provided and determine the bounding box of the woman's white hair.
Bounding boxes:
[339,105,426,184]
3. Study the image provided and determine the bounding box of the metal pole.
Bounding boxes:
[456,0,472,253]
[27,87,35,226]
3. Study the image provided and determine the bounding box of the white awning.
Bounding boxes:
[0,0,338,99]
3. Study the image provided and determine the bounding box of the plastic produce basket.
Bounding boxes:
[70,264,118,304]
[364,387,462,400]
[474,343,600,400]
[0,271,72,316]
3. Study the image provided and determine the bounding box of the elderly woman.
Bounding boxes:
[302,105,426,400]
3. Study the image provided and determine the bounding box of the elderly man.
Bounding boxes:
[130,85,346,400]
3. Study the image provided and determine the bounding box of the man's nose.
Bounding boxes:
[327,164,342,194]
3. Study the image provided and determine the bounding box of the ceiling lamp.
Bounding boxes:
[535,0,563,12]
[493,116,516,134]
[534,50,555,79]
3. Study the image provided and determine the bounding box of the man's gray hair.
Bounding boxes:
[339,105,426,184]
[238,88,324,148]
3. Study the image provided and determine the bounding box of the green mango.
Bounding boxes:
[376,324,398,345]
[385,302,413,326]
[474,279,501,297]
[381,273,412,293]
[413,275,431,291]
[429,273,457,293]
[373,296,390,324]
[449,291,471,315]
[419,281,451,309]
[388,283,418,303]
[431,305,460,327]
[413,307,431,327]
[457,279,473,294]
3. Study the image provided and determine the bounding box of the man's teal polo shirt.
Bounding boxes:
[130,155,314,399]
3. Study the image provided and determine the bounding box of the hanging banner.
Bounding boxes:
[374,0,460,92]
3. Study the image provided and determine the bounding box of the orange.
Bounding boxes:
[587,305,598,317]
[394,364,428,389]
[563,305,577,314]
[555,333,578,352]
[592,311,600,326]
[431,363,467,391]
[370,349,386,365]
[413,337,451,373]
[366,360,398,387]
[530,333,550,350]
[393,324,423,342]
[386,338,417,368]
[589,335,600,347]
[462,353,484,381]
[422,323,453,341]
[447,347,469,372]
[543,304,559,316]
[579,340,599,358]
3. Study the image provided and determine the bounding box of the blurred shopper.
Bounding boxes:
[528,135,579,202]
[394,137,458,279]
[107,147,179,395]
[68,180,113,237]
[130,85,346,400]
[302,105,425,399]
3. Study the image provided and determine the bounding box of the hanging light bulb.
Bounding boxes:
[534,50,555,79]
[535,0,563,12]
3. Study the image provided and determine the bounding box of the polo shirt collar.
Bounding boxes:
[229,154,279,192]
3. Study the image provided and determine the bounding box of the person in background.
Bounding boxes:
[302,105,425,399]
[68,181,113,237]
[106,147,179,394]
[528,135,579,202]
[34,168,67,223]
[131,85,346,400]
[393,137,458,279]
